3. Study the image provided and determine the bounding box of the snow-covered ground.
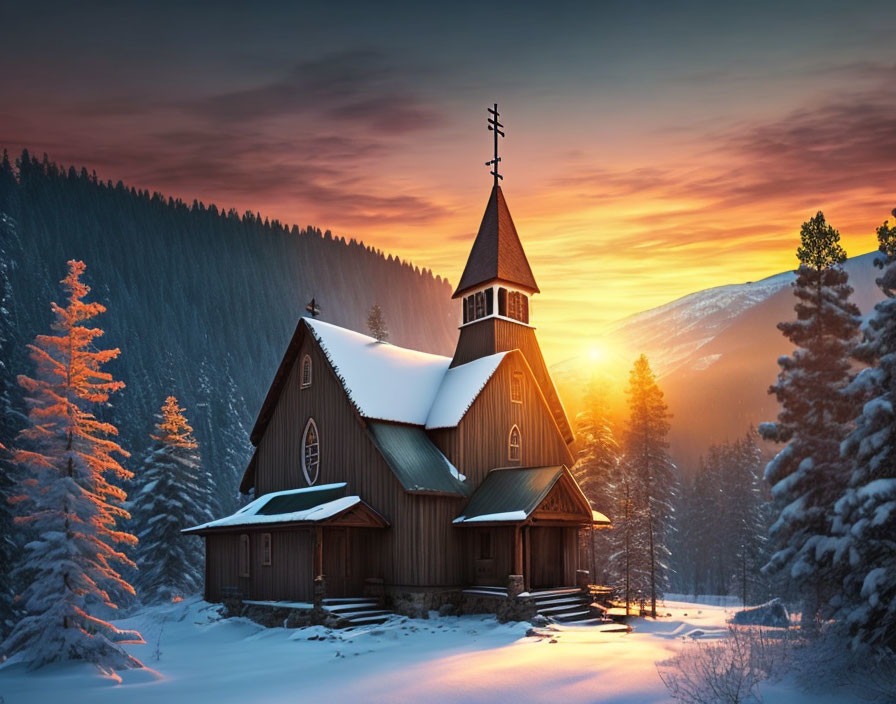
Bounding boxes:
[0,597,867,703]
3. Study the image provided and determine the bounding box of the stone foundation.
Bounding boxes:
[386,587,461,618]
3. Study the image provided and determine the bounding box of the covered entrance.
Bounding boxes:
[454,466,610,590]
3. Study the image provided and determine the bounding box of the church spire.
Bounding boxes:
[453,105,538,300]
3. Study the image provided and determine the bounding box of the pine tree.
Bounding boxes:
[367,303,389,342]
[1,261,142,671]
[726,432,769,608]
[572,379,620,583]
[607,456,648,614]
[624,354,677,617]
[759,211,860,627]
[834,210,896,651]
[132,396,214,603]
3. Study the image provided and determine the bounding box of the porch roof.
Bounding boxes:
[182,483,389,534]
[453,466,610,527]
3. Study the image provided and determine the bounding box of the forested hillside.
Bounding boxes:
[0,150,458,515]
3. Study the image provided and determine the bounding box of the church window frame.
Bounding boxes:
[508,425,521,465]
[302,418,320,485]
[301,354,312,388]
[511,371,523,403]
[474,291,485,319]
[261,533,272,566]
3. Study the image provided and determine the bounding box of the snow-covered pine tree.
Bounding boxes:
[607,456,648,614]
[132,396,214,603]
[624,354,678,618]
[1,260,142,671]
[759,211,860,627]
[834,210,896,652]
[367,303,389,342]
[726,431,769,608]
[0,213,22,639]
[572,379,620,583]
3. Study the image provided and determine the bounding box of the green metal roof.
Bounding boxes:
[256,483,346,515]
[455,466,565,523]
[367,422,471,496]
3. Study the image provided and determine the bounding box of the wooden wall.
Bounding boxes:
[430,352,574,486]
[205,529,314,603]
[451,317,574,444]
[253,326,468,589]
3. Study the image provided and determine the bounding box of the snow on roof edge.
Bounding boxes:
[425,352,508,429]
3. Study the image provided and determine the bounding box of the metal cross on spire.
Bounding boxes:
[486,103,504,186]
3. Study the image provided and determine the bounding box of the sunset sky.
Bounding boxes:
[3,1,895,366]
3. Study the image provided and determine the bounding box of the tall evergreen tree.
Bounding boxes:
[834,210,896,652]
[607,456,647,614]
[624,354,677,618]
[726,432,769,608]
[1,261,141,670]
[132,396,213,603]
[759,211,860,627]
[572,379,620,583]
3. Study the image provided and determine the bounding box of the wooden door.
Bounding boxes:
[472,529,499,586]
[531,527,564,588]
[323,528,348,597]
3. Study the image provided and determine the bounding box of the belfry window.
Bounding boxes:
[508,425,521,465]
[474,292,485,319]
[302,418,320,485]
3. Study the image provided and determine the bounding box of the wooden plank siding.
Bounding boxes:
[429,351,574,487]
[253,326,467,590]
[451,317,574,445]
[205,529,314,603]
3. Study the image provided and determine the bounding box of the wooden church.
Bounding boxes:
[187,110,609,620]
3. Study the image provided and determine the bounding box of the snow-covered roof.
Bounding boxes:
[305,318,503,428]
[425,352,507,429]
[183,483,386,532]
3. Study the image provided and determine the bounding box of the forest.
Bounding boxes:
[0,150,457,639]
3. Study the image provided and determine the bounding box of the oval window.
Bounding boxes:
[302,418,320,485]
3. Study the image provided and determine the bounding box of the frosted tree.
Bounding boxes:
[726,432,769,608]
[132,396,214,603]
[834,210,896,651]
[759,212,860,628]
[367,303,389,342]
[572,379,620,582]
[607,456,649,614]
[1,261,142,671]
[624,354,677,617]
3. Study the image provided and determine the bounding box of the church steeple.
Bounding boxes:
[449,106,573,445]
[453,104,539,324]
[452,185,539,300]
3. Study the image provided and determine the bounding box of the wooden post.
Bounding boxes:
[314,526,323,577]
[513,525,523,576]
[524,525,531,591]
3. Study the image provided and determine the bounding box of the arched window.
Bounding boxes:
[508,425,521,465]
[301,355,312,388]
[302,418,320,485]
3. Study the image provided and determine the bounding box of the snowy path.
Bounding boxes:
[0,598,865,703]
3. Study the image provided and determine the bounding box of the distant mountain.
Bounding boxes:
[554,252,884,475]
[0,150,459,511]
